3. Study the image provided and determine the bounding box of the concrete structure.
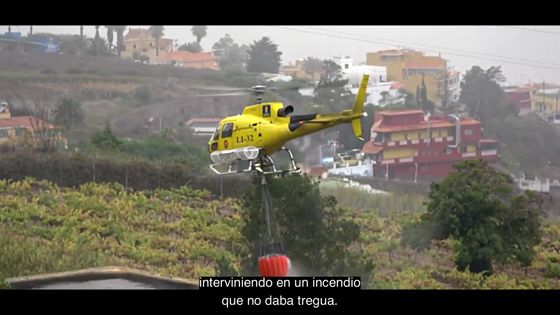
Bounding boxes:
[157,51,219,70]
[366,49,457,106]
[280,59,322,81]
[122,28,174,61]
[504,86,532,115]
[185,118,221,137]
[6,266,198,289]
[362,109,499,181]
[528,83,560,115]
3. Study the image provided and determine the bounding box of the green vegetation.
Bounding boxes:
[402,160,543,274]
[133,85,152,106]
[0,177,559,288]
[0,178,245,280]
[240,175,374,282]
[246,37,282,74]
[54,97,86,132]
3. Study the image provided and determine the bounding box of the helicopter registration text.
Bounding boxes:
[236,135,254,143]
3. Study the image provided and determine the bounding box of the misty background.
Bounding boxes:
[2,25,560,85]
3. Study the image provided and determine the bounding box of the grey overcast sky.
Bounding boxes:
[2,25,560,85]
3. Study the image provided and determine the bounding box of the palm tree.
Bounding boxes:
[79,25,84,55]
[113,26,127,58]
[94,25,101,56]
[106,26,114,53]
[53,97,86,132]
[29,26,33,36]
[149,26,164,57]
[191,26,207,44]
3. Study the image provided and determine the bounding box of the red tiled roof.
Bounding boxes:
[362,141,383,154]
[390,81,404,90]
[0,116,55,130]
[124,28,153,40]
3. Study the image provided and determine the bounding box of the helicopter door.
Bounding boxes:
[221,122,234,150]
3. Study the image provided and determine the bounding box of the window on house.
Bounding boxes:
[445,147,453,155]
[150,42,153,47]
[0,129,7,138]
[345,64,349,69]
[15,128,23,137]
[133,44,136,49]
[460,145,467,153]
[221,123,234,138]
[464,129,473,136]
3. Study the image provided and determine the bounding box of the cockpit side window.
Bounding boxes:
[221,123,234,138]
[212,127,220,141]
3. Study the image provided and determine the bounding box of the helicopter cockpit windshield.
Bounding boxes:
[212,127,220,141]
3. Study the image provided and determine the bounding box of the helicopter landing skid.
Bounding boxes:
[209,147,301,176]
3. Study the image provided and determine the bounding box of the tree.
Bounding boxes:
[94,25,101,56]
[212,34,248,71]
[191,26,208,44]
[29,26,33,36]
[106,26,114,53]
[134,86,151,106]
[418,76,435,114]
[313,60,359,150]
[53,97,85,132]
[149,26,164,57]
[178,42,202,53]
[113,26,126,58]
[302,57,324,77]
[401,160,543,274]
[240,174,374,282]
[92,122,123,150]
[246,37,282,74]
[13,91,61,151]
[459,65,506,123]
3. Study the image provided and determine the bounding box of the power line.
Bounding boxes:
[498,26,560,36]
[304,26,560,68]
[273,26,560,72]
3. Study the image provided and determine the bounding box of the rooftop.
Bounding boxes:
[0,115,56,130]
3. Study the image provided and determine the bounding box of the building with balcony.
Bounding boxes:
[366,49,460,107]
[362,109,499,181]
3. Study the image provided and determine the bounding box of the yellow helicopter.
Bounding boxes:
[208,74,369,175]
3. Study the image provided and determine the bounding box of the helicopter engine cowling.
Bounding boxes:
[277,105,294,117]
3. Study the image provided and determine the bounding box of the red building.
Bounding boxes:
[362,109,499,181]
[504,86,531,115]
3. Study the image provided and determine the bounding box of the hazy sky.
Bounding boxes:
[2,25,560,85]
